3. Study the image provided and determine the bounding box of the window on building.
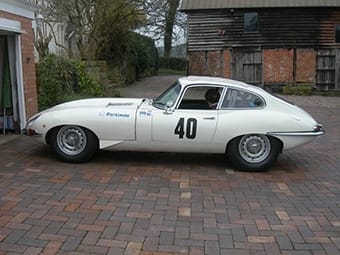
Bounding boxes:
[244,12,258,32]
[336,25,340,43]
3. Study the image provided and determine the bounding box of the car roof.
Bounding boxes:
[178,76,265,93]
[179,76,255,89]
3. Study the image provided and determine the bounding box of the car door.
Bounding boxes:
[152,85,224,148]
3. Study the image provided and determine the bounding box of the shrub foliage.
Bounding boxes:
[98,32,158,84]
[159,57,186,71]
[36,54,103,110]
[282,84,312,96]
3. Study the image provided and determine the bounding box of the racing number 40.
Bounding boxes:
[175,117,197,139]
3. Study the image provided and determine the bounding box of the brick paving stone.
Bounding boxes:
[60,236,83,251]
[189,247,205,255]
[97,239,127,248]
[143,236,159,251]
[77,244,108,254]
[247,236,276,243]
[277,235,294,250]
[160,231,175,245]
[124,242,143,255]
[204,240,219,255]
[81,231,101,245]
[178,207,191,217]
[108,247,125,255]
[0,242,28,253]
[41,241,62,255]
[3,229,26,244]
[22,247,43,255]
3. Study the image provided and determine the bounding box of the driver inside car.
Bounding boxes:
[205,89,220,109]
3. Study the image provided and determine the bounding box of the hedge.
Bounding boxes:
[159,57,186,71]
[36,54,103,110]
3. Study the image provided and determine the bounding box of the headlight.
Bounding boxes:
[24,113,44,136]
[26,113,42,127]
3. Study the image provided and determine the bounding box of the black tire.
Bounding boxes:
[49,125,98,163]
[227,134,281,172]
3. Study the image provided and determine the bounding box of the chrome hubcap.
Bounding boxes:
[239,135,271,163]
[57,126,87,155]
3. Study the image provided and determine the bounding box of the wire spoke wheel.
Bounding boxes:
[238,134,271,163]
[56,126,87,156]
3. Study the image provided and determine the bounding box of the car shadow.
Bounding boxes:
[94,150,231,169]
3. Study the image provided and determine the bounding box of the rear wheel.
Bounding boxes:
[227,134,281,172]
[49,125,98,163]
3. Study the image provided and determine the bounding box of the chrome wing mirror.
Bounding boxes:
[164,101,174,115]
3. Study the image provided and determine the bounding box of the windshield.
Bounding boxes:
[153,81,182,109]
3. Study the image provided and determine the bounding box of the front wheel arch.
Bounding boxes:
[46,125,99,163]
[226,134,283,172]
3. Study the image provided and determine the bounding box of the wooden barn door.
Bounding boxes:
[316,49,340,91]
[230,48,262,85]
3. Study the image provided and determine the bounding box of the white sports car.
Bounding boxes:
[25,76,324,171]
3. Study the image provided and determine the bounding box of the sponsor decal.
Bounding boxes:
[139,111,152,117]
[99,111,130,118]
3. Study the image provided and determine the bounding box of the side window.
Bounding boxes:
[222,88,264,109]
[336,24,340,43]
[178,86,223,110]
[244,12,258,32]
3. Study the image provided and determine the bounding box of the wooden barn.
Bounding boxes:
[180,0,340,91]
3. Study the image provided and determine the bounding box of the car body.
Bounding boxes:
[25,76,324,171]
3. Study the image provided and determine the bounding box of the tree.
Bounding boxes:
[164,0,181,58]
[31,0,145,60]
[29,0,54,58]
[94,0,145,59]
[141,0,186,57]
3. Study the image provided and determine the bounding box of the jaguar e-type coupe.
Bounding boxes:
[25,76,324,171]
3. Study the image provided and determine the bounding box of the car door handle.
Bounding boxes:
[203,117,215,120]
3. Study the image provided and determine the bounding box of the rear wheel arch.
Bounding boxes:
[226,134,283,153]
[226,134,283,172]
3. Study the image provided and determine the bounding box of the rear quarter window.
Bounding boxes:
[222,88,265,109]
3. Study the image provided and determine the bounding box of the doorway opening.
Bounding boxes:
[0,35,20,135]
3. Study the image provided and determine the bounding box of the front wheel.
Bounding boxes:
[227,134,281,172]
[49,125,98,163]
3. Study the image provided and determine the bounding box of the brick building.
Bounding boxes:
[0,0,37,133]
[180,0,340,91]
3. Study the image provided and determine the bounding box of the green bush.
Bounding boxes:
[159,57,186,71]
[124,33,158,83]
[99,32,158,85]
[75,61,103,96]
[36,54,103,110]
[282,84,312,96]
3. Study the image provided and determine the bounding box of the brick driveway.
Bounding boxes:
[0,76,339,255]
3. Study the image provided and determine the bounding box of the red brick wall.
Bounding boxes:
[188,50,228,77]
[263,49,294,84]
[223,50,231,78]
[0,11,38,119]
[296,49,316,83]
[207,51,222,77]
[188,51,207,75]
[188,48,315,85]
